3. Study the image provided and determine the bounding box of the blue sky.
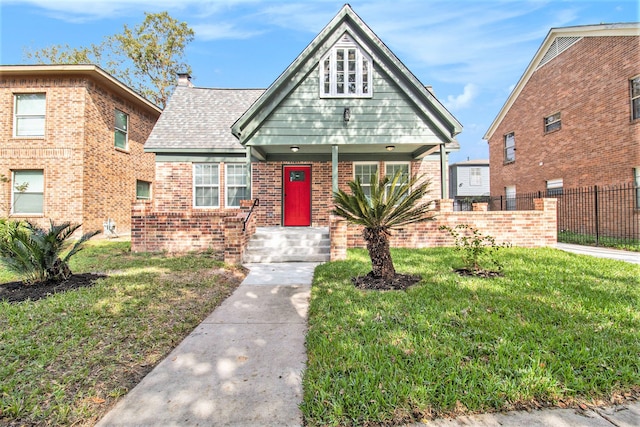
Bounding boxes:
[0,0,637,163]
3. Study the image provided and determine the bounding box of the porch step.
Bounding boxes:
[243,227,330,263]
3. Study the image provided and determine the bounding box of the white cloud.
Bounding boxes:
[192,23,264,41]
[445,83,478,111]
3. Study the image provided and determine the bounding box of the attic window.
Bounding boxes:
[537,36,581,69]
[320,33,372,98]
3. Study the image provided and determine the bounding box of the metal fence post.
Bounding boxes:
[594,185,599,246]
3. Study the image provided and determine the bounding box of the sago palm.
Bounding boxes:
[0,220,99,284]
[333,170,434,281]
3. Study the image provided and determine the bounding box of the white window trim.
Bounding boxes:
[320,33,373,98]
[115,109,129,150]
[11,169,44,215]
[544,112,561,133]
[193,163,220,208]
[631,76,640,121]
[13,93,46,138]
[136,180,152,200]
[224,163,249,208]
[469,167,482,186]
[504,132,515,163]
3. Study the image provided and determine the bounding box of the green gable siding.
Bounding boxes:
[247,64,441,146]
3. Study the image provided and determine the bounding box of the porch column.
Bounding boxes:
[332,144,339,194]
[246,146,252,199]
[440,143,448,199]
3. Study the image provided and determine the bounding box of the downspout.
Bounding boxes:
[440,143,448,199]
[332,145,339,194]
[246,146,252,199]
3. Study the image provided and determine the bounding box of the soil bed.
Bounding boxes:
[352,272,422,290]
[0,273,107,303]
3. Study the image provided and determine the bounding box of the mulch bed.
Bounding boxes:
[0,273,107,303]
[352,272,422,290]
[453,268,503,278]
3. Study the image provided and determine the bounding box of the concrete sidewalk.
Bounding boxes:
[557,243,639,264]
[97,260,639,427]
[97,262,317,427]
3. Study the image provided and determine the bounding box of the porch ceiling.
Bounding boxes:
[248,142,443,160]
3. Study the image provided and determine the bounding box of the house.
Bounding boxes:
[137,4,463,253]
[448,159,490,210]
[484,23,639,199]
[0,64,161,235]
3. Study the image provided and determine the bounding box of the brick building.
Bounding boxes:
[484,23,640,198]
[0,64,161,235]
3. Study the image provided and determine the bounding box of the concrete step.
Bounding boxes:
[243,227,330,263]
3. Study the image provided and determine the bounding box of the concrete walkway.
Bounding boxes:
[97,260,639,427]
[557,243,639,264]
[97,262,317,427]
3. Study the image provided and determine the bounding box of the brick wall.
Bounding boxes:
[332,198,557,260]
[131,199,257,264]
[488,36,640,197]
[0,72,158,235]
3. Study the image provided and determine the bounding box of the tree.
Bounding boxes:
[332,170,434,282]
[24,11,194,109]
[0,221,99,284]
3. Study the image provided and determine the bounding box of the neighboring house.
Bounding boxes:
[449,159,490,209]
[0,64,161,234]
[144,4,462,232]
[484,23,639,200]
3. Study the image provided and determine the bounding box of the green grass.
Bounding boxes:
[302,247,640,426]
[0,240,244,426]
[558,230,640,252]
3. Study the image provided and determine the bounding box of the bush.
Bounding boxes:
[0,220,100,284]
[439,224,510,273]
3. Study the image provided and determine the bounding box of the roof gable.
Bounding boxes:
[484,22,640,141]
[231,4,461,144]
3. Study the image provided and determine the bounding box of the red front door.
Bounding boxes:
[283,165,311,226]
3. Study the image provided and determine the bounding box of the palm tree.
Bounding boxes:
[0,220,99,284]
[332,170,434,281]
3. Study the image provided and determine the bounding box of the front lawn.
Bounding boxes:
[0,241,244,426]
[302,247,640,426]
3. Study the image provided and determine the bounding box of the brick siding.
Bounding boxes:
[331,198,558,260]
[488,36,640,196]
[0,72,158,234]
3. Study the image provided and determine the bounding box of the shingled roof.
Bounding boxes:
[145,86,264,152]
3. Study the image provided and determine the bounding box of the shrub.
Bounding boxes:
[0,220,100,284]
[439,224,510,273]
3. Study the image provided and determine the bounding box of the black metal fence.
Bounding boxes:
[486,183,640,249]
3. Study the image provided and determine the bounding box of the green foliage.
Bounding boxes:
[0,221,99,284]
[23,11,194,108]
[0,241,240,425]
[302,247,640,425]
[333,170,434,279]
[439,224,511,272]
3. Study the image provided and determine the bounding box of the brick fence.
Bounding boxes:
[131,199,257,264]
[330,198,557,261]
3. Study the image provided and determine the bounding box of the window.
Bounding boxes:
[114,109,128,150]
[320,33,372,98]
[546,178,563,196]
[12,170,43,214]
[225,164,248,208]
[354,162,378,198]
[504,132,515,163]
[136,180,151,200]
[385,162,409,198]
[634,168,640,209]
[544,112,561,133]
[193,164,219,207]
[14,93,45,137]
[505,185,516,211]
[631,77,640,121]
[469,168,482,186]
